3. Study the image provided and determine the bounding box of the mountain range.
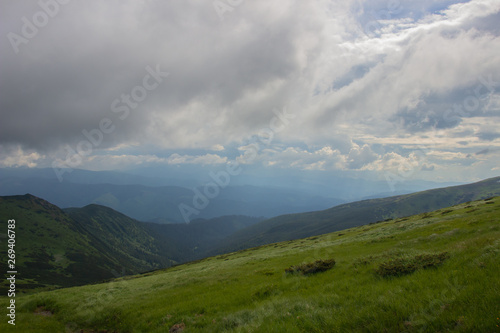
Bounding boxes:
[0,167,461,222]
[1,176,498,293]
[213,176,500,253]
[0,168,342,222]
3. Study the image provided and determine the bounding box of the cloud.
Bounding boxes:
[211,144,225,152]
[235,145,346,170]
[0,0,499,183]
[346,143,378,169]
[362,152,422,173]
[0,145,44,168]
[421,164,435,171]
[1,0,320,151]
[475,147,500,156]
[51,152,228,171]
[166,153,227,165]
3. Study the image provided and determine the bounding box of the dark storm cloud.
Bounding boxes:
[0,1,303,151]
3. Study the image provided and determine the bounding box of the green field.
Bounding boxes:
[1,197,499,332]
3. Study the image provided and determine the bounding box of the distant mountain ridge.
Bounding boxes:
[213,176,500,254]
[0,167,462,222]
[0,174,341,222]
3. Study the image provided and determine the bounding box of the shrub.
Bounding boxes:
[415,252,450,269]
[285,259,336,275]
[376,252,449,277]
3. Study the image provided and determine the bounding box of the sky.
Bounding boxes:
[1,0,499,185]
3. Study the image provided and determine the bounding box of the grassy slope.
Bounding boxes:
[0,195,126,292]
[0,196,177,293]
[215,176,500,253]
[2,197,499,332]
[65,204,174,272]
[67,206,263,265]
[0,195,263,292]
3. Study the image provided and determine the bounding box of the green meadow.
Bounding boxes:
[2,197,499,332]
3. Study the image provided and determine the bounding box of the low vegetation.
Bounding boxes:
[375,252,450,277]
[285,259,336,275]
[0,197,499,332]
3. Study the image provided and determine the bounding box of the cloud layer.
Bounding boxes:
[1,0,499,182]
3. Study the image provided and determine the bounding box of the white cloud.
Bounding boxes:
[346,143,378,169]
[166,153,227,165]
[65,154,168,171]
[426,151,470,161]
[211,144,225,151]
[0,146,44,168]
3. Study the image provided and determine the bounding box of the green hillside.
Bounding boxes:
[215,176,500,253]
[1,197,499,332]
[0,195,126,292]
[65,206,263,266]
[0,195,175,293]
[65,204,173,273]
[66,205,262,266]
[0,195,262,292]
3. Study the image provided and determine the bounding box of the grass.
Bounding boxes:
[1,197,499,332]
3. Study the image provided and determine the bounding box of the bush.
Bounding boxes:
[285,259,336,275]
[376,252,449,277]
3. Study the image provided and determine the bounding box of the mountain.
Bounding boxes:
[0,194,160,292]
[0,195,262,292]
[64,204,173,271]
[0,194,176,289]
[0,177,197,222]
[0,171,342,222]
[214,176,500,253]
[3,197,498,332]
